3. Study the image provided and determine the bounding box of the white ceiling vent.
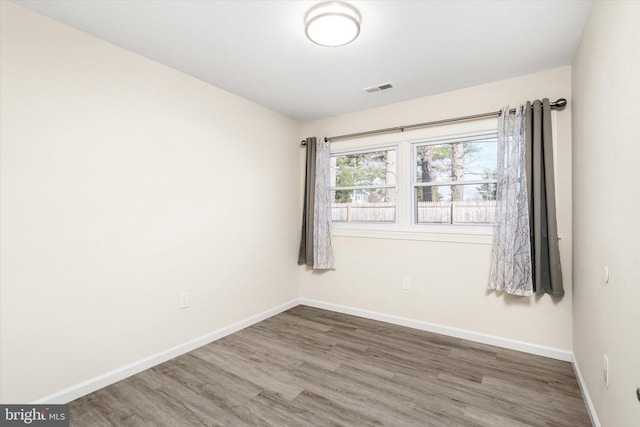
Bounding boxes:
[364,83,393,93]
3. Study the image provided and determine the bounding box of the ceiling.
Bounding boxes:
[13,1,592,122]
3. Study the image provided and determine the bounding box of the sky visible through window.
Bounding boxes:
[415,137,497,202]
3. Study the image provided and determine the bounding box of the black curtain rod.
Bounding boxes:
[300,98,567,145]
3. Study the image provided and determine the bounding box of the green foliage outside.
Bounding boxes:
[416,142,480,202]
[334,151,389,203]
[476,169,497,201]
[333,140,494,205]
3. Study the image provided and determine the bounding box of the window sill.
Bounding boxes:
[331,224,495,245]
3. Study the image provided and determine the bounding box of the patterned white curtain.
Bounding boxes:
[488,106,533,295]
[313,137,335,269]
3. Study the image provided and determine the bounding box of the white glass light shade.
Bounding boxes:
[305,2,361,47]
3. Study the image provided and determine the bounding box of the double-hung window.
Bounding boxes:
[328,120,498,241]
[330,147,398,223]
[412,134,497,225]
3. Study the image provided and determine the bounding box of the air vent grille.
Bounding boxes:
[364,83,393,93]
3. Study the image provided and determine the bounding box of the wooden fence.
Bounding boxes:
[332,202,396,223]
[332,200,496,224]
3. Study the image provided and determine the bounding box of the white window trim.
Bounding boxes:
[328,118,498,245]
[330,144,400,225]
[330,224,495,244]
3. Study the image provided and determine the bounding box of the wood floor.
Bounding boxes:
[70,305,591,426]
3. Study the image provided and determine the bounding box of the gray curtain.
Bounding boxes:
[525,99,564,297]
[298,137,316,266]
[298,136,335,269]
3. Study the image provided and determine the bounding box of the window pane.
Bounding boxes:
[415,144,451,183]
[415,138,497,184]
[332,188,396,223]
[415,184,496,224]
[331,149,396,188]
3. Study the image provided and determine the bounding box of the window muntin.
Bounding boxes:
[413,135,497,225]
[330,148,397,223]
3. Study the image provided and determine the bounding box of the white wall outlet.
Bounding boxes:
[402,277,411,290]
[603,354,609,387]
[179,292,190,309]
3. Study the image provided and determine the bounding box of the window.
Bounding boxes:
[328,121,498,242]
[413,134,497,225]
[330,147,397,223]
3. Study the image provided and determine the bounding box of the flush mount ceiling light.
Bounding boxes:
[305,1,361,47]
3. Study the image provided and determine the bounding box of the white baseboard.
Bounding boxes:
[572,353,601,427]
[33,299,300,404]
[35,296,594,420]
[299,298,573,362]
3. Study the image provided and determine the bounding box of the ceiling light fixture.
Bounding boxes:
[305,1,361,47]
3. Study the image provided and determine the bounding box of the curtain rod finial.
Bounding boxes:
[555,98,567,108]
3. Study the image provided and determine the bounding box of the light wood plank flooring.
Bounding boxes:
[70,306,591,426]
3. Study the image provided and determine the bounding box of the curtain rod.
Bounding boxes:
[300,98,567,145]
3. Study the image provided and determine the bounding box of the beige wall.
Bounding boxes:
[10,2,637,417]
[300,67,574,352]
[572,2,640,426]
[0,2,300,403]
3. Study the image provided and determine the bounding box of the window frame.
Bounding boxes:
[328,118,498,244]
[329,144,400,225]
[411,132,498,227]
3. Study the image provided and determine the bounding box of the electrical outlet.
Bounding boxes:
[603,354,609,387]
[179,292,190,309]
[402,277,411,290]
